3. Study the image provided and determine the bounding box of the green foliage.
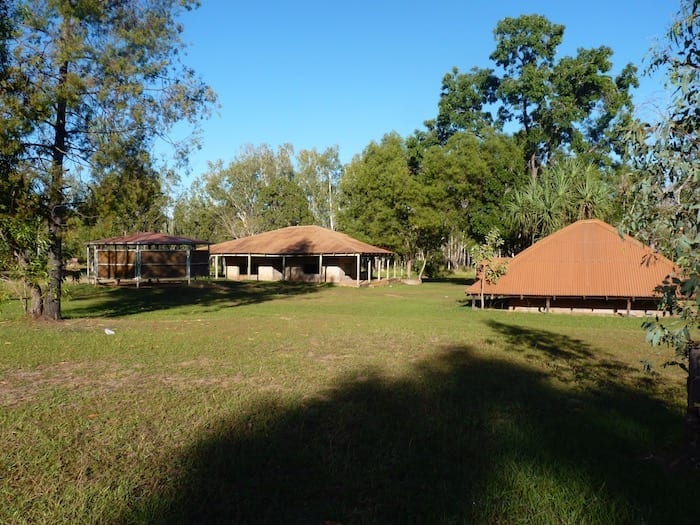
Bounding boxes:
[175,145,342,244]
[254,176,314,231]
[172,176,224,242]
[418,131,525,242]
[470,228,507,309]
[0,186,48,316]
[491,14,638,176]
[62,140,171,259]
[399,12,636,268]
[0,0,216,319]
[0,215,47,281]
[295,146,342,230]
[506,157,614,245]
[426,66,500,142]
[338,133,418,254]
[623,0,699,360]
[0,162,47,314]
[0,0,9,60]
[176,144,299,241]
[432,14,637,178]
[470,228,507,283]
[338,133,448,276]
[470,133,528,241]
[340,126,524,275]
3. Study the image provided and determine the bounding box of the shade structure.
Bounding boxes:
[209,225,394,286]
[466,219,679,314]
[86,232,211,287]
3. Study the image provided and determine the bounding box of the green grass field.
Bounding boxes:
[0,280,695,524]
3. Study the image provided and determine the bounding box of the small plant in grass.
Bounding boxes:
[470,228,507,309]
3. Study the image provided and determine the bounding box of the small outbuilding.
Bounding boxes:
[466,219,679,315]
[209,225,394,286]
[86,232,210,287]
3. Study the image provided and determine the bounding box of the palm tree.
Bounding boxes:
[574,161,613,220]
[507,157,613,245]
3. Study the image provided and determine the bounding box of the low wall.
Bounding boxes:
[221,254,358,283]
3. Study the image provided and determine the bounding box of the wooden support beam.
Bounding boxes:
[136,245,141,288]
[186,246,191,286]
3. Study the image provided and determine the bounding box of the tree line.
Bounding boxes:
[171,12,636,278]
[1,1,697,342]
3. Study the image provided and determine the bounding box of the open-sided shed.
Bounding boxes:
[86,233,210,287]
[209,225,394,286]
[466,219,679,315]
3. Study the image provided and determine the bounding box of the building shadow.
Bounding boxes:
[423,276,475,286]
[113,342,696,524]
[62,280,324,318]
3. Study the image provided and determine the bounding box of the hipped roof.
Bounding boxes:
[210,225,393,256]
[87,232,210,246]
[466,219,678,299]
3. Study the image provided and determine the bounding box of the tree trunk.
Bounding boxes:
[686,344,700,460]
[528,152,539,181]
[327,174,335,231]
[28,281,43,319]
[44,221,62,320]
[14,253,44,318]
[480,275,484,309]
[417,257,427,281]
[44,58,69,320]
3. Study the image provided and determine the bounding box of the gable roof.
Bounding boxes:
[87,232,210,246]
[210,225,393,256]
[466,219,678,299]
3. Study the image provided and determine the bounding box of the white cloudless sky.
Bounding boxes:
[168,0,678,188]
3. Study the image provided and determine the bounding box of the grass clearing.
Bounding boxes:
[0,280,695,524]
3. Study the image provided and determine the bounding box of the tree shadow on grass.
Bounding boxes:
[484,318,659,390]
[63,281,324,318]
[115,342,696,524]
[485,318,598,359]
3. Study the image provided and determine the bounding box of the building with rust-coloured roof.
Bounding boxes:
[210,225,394,286]
[465,219,678,315]
[87,232,210,246]
[86,232,210,287]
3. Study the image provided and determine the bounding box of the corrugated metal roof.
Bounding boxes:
[210,225,393,255]
[87,232,210,246]
[466,219,678,299]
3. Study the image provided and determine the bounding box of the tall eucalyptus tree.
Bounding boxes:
[296,147,342,230]
[0,0,215,319]
[622,0,699,452]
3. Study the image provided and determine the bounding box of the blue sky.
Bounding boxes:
[171,0,678,186]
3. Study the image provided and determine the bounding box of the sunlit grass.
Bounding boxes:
[0,280,694,524]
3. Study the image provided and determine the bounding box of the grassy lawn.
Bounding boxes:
[0,280,695,524]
